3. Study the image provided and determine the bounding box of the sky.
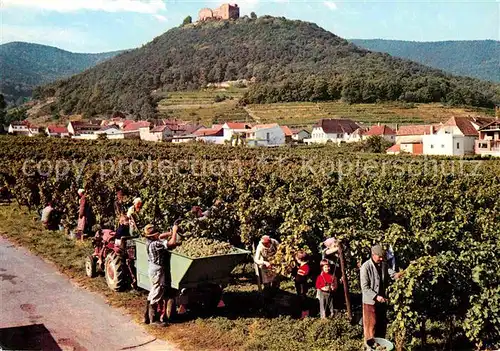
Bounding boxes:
[0,0,498,53]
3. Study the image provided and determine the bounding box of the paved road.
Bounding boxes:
[0,236,177,351]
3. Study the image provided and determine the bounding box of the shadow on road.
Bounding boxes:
[0,324,62,351]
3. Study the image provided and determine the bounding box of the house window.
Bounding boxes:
[337,134,342,138]
[456,142,460,149]
[266,132,270,141]
[430,144,434,149]
[441,144,445,148]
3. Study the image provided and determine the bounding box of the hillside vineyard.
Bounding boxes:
[35,16,499,119]
[1,137,499,348]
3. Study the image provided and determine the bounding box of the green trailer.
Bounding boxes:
[134,238,250,315]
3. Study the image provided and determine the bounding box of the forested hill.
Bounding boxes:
[350,39,500,83]
[35,16,499,119]
[0,42,123,105]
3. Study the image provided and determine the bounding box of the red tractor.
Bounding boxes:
[85,229,137,291]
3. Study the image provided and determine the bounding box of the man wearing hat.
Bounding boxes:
[144,223,178,325]
[127,197,142,235]
[360,244,400,341]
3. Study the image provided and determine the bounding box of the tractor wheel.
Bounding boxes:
[104,252,127,292]
[85,255,97,278]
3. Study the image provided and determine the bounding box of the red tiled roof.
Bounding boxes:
[151,125,170,133]
[314,119,359,134]
[444,117,478,136]
[194,127,224,137]
[123,121,150,132]
[352,127,367,136]
[365,125,396,136]
[280,126,293,137]
[11,120,36,128]
[291,129,310,136]
[183,124,204,135]
[386,144,400,153]
[47,125,68,134]
[224,122,252,129]
[397,125,435,136]
[478,120,500,131]
[469,116,496,128]
[253,123,279,130]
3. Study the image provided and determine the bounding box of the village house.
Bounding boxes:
[67,121,102,136]
[8,121,39,136]
[194,125,225,144]
[422,117,478,156]
[281,126,293,143]
[475,119,500,157]
[46,125,69,138]
[304,118,360,144]
[199,3,239,21]
[350,127,367,142]
[246,123,285,147]
[392,124,435,155]
[291,129,311,142]
[139,125,173,142]
[364,125,396,143]
[161,119,204,137]
[72,126,121,140]
[222,122,252,143]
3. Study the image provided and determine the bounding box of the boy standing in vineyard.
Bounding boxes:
[360,244,399,341]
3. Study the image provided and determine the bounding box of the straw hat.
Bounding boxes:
[143,224,159,238]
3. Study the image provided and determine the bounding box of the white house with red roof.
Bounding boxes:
[475,119,500,157]
[422,117,479,156]
[194,126,225,144]
[8,121,39,136]
[280,126,293,143]
[304,118,360,144]
[393,124,436,155]
[139,124,173,142]
[46,125,69,138]
[364,125,396,143]
[67,121,102,135]
[222,122,252,142]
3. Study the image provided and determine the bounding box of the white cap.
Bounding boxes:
[77,189,85,196]
[133,197,142,205]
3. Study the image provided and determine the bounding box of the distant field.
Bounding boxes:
[246,102,495,128]
[156,90,495,129]
[156,89,251,126]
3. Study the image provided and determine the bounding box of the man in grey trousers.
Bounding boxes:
[360,244,401,341]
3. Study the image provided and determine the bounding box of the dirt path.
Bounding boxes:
[0,236,178,351]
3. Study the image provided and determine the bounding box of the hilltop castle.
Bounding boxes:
[198,3,240,21]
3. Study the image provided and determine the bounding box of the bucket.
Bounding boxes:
[365,338,394,351]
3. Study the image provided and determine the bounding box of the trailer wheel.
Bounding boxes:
[165,298,177,320]
[200,284,223,312]
[85,255,97,278]
[104,252,127,291]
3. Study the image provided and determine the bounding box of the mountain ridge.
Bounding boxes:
[349,39,500,83]
[31,16,500,119]
[0,41,125,104]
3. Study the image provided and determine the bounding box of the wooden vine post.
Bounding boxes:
[338,241,352,321]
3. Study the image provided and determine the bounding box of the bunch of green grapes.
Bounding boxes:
[172,237,237,258]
